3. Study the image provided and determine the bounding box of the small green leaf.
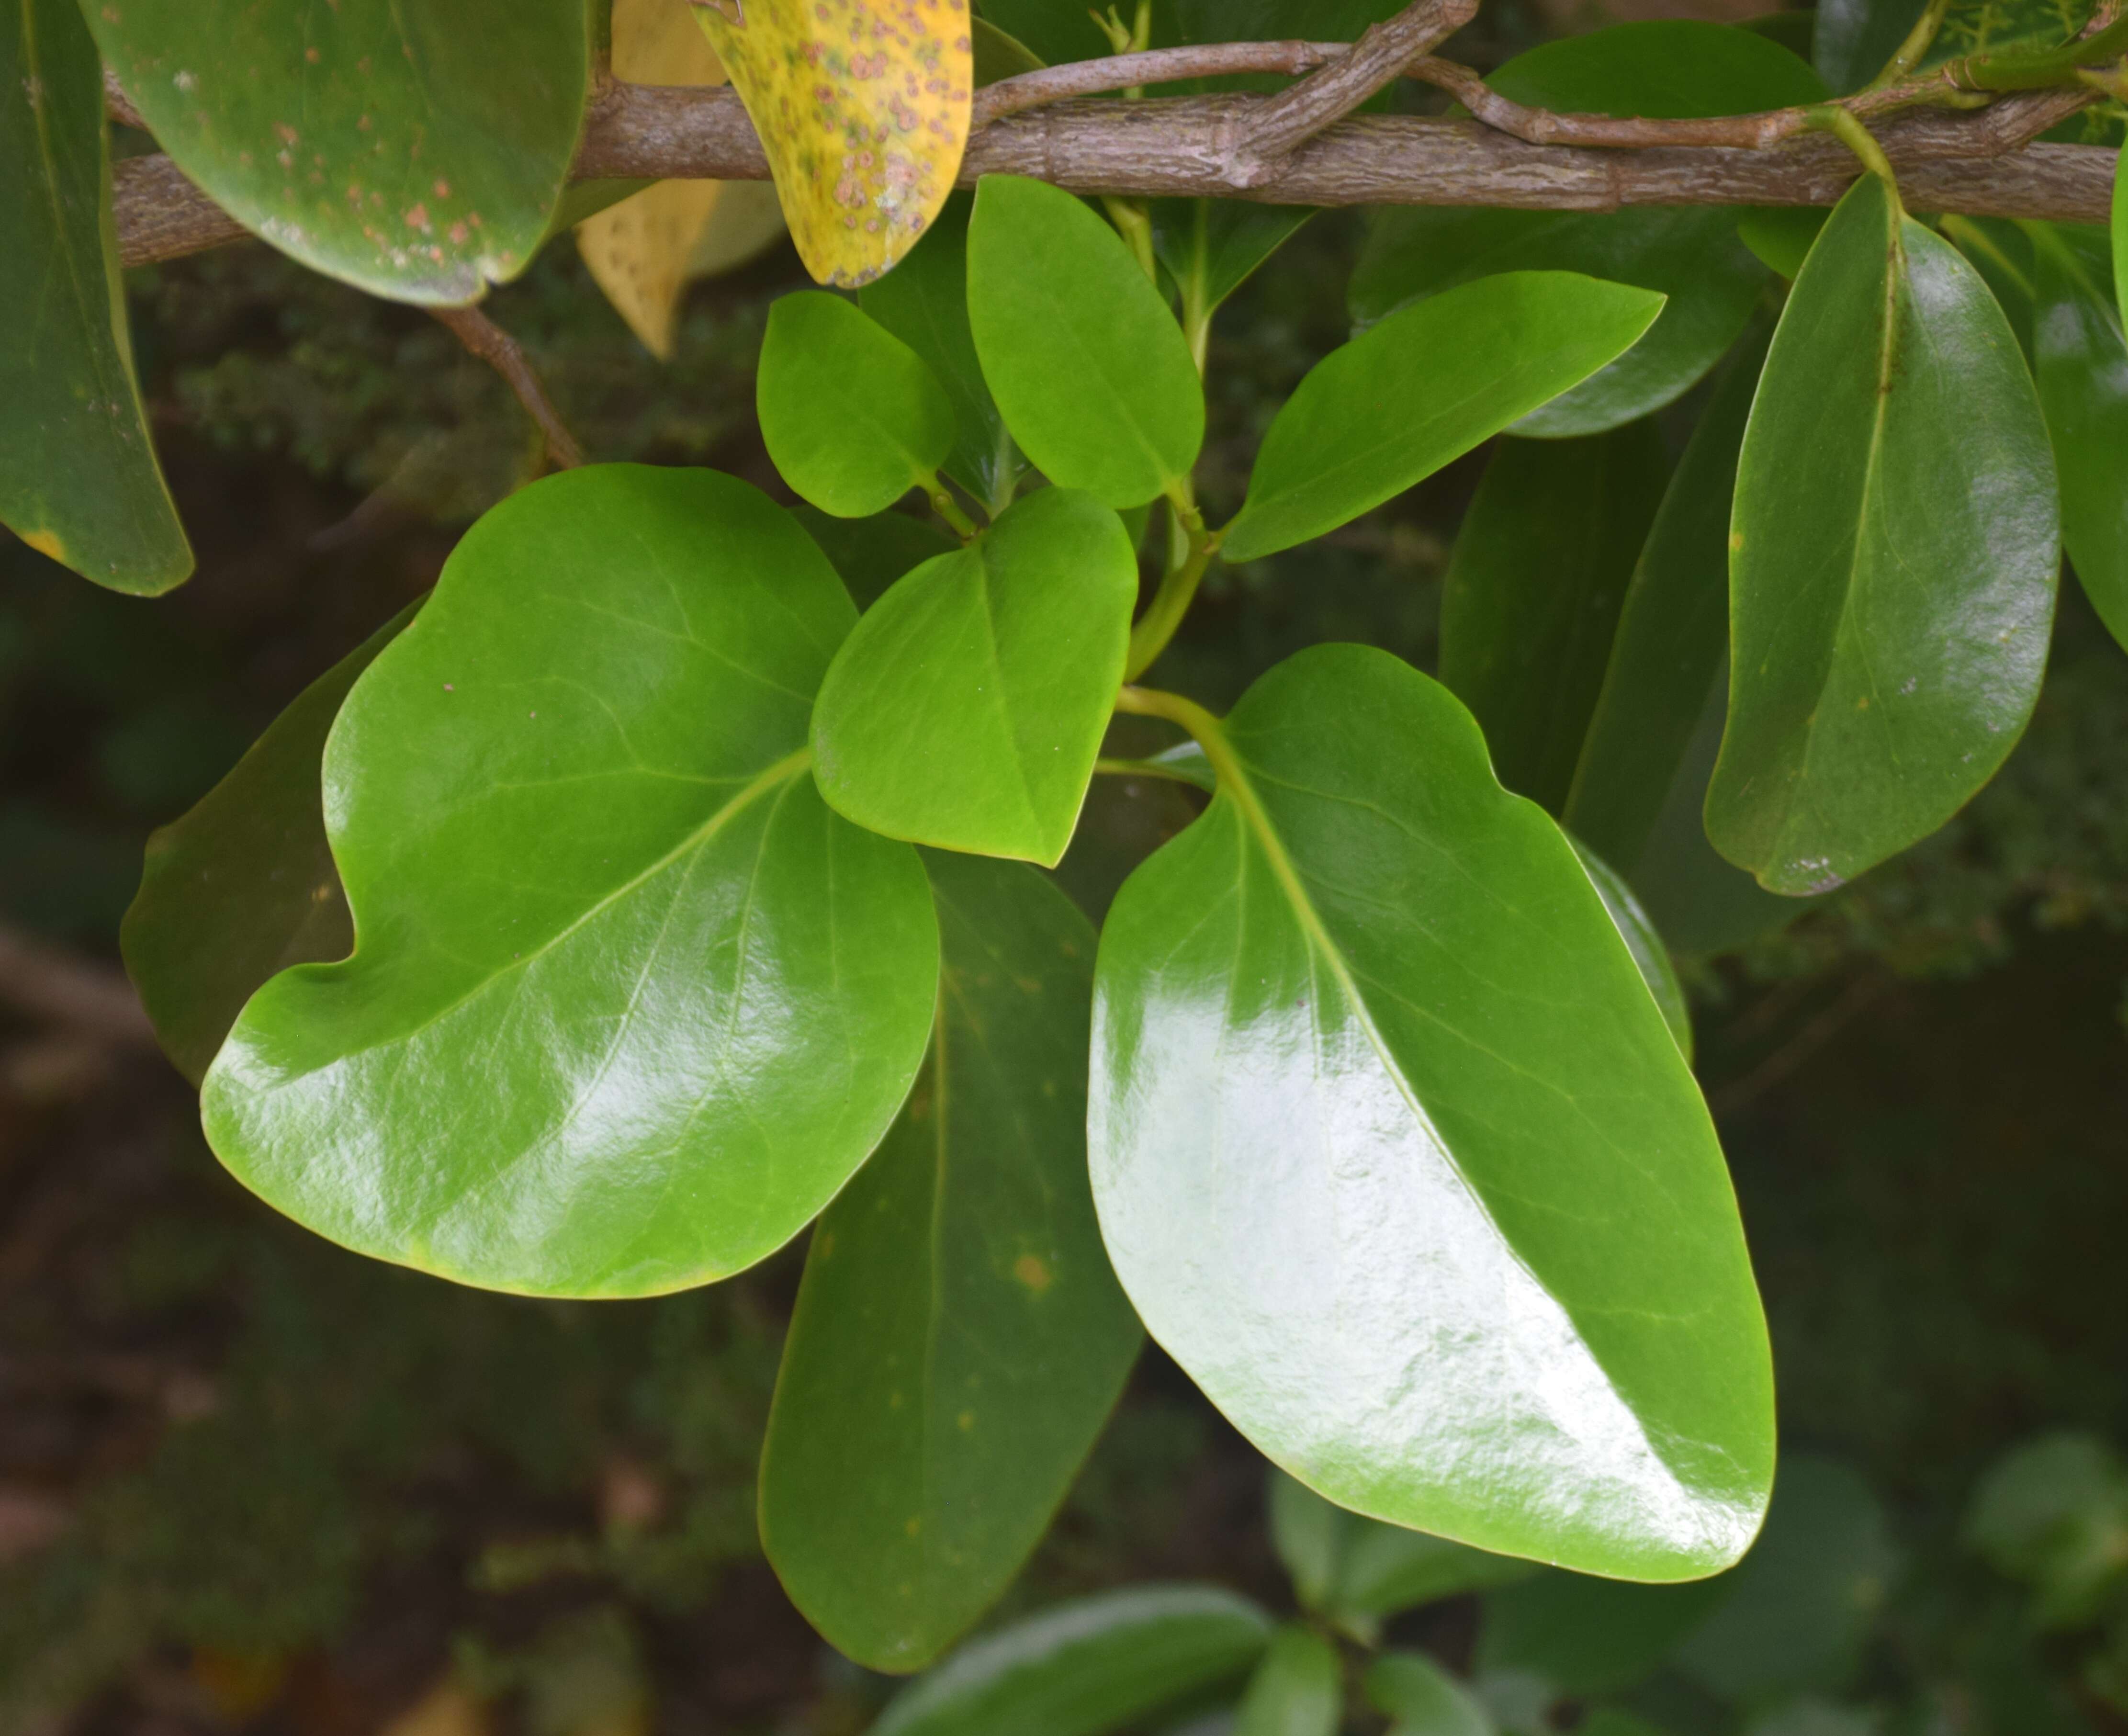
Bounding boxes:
[1332,1526,1540,1633]
[811,487,1137,865]
[862,196,1026,515]
[2028,223,2128,654]
[1269,1471,1351,1612]
[203,466,939,1298]
[1364,1653,1494,1736]
[85,0,589,303]
[122,601,419,1087]
[1708,174,2060,895]
[793,506,961,612]
[1570,839,1694,1064]
[1438,421,1670,815]
[968,175,1205,508]
[1092,647,1774,1580]
[1,0,190,593]
[759,292,958,517]
[1478,1571,1733,1696]
[971,15,1046,83]
[1221,274,1665,563]
[1236,1628,1342,1736]
[871,1586,1274,1736]
[1152,200,1316,325]
[761,853,1140,1672]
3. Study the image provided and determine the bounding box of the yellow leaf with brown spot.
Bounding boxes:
[693,0,973,287]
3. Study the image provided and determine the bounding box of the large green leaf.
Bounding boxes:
[861,195,1025,516]
[810,487,1136,865]
[1707,174,2060,895]
[202,466,939,1298]
[1562,326,1803,955]
[1438,422,1669,814]
[122,601,419,1087]
[872,1586,1274,1736]
[2029,224,2128,654]
[1235,1628,1341,1736]
[1349,23,1821,438]
[1478,1570,1732,1695]
[967,175,1204,508]
[1,0,189,593]
[1570,839,1694,1064]
[1365,1654,1494,1736]
[1221,274,1665,563]
[86,0,588,304]
[1091,646,1774,1579]
[760,853,1139,1672]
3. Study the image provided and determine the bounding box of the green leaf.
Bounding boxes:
[1707,174,2060,895]
[1570,839,1694,1064]
[758,292,958,518]
[2115,147,2128,333]
[1944,216,2037,362]
[1438,421,1670,814]
[1815,0,1927,90]
[760,853,1140,1672]
[1235,1628,1342,1736]
[121,601,420,1087]
[793,506,961,613]
[968,175,1205,508]
[2028,224,2128,654]
[85,0,589,304]
[1222,274,1666,563]
[1737,208,1827,282]
[202,466,939,1298]
[1965,1434,2128,1626]
[1152,200,1316,325]
[1091,646,1775,1580]
[1269,1471,1350,1612]
[1478,1571,1732,1696]
[971,15,1046,84]
[1365,1653,1494,1736]
[811,486,1136,865]
[1332,1526,1540,1634]
[1563,325,1803,956]
[1,0,190,593]
[872,1585,1275,1736]
[862,196,1026,515]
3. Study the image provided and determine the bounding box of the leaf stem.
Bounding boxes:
[927,478,980,541]
[1124,484,1218,681]
[1114,683,1228,747]
[1869,0,1955,89]
[1103,196,1160,283]
[1093,754,1211,785]
[1806,105,1899,190]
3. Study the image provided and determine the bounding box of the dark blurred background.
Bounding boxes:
[7,10,2128,1728]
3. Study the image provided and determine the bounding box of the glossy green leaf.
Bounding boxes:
[1365,1653,1494,1736]
[1570,839,1693,1064]
[968,175,1205,508]
[1944,216,2037,362]
[761,853,1139,1672]
[1222,275,1665,563]
[811,487,1136,865]
[202,466,939,1298]
[1563,326,1802,956]
[1235,1628,1341,1736]
[1478,1570,1732,1695]
[122,602,419,1087]
[2029,224,2128,654]
[862,196,1025,515]
[1,0,190,593]
[758,292,958,518]
[85,0,588,304]
[793,506,961,613]
[1091,645,1775,1580]
[1269,1471,1349,1612]
[872,1586,1275,1736]
[1708,174,2060,895]
[1332,1525,1540,1634]
[1152,200,1316,326]
[1438,421,1669,814]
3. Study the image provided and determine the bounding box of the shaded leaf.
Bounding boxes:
[202,466,939,1298]
[122,601,420,1087]
[695,0,972,288]
[760,853,1140,1671]
[1814,0,1926,90]
[1332,1526,1540,1635]
[1235,1628,1341,1736]
[1091,645,1774,1579]
[1966,1434,2128,1627]
[971,15,1045,82]
[87,0,589,304]
[1,0,190,592]
[1222,274,1665,563]
[1708,174,2059,895]
[793,504,960,611]
[1269,1472,1349,1612]
[1365,1653,1494,1736]
[1152,201,1316,328]
[1570,839,1693,1064]
[1478,1571,1732,1695]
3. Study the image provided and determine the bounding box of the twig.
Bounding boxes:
[972,40,1349,127]
[101,67,146,131]
[0,923,156,1049]
[428,306,585,471]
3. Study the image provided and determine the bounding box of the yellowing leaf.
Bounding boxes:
[694,0,974,287]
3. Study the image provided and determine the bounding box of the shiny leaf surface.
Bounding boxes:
[203,466,939,1298]
[87,0,588,303]
[759,291,958,517]
[1221,275,1665,563]
[761,853,1140,1672]
[1235,1628,1341,1736]
[1,0,190,592]
[1437,422,1669,814]
[811,487,1136,864]
[695,0,972,288]
[968,175,1205,508]
[1708,175,2060,895]
[1365,1653,1494,1736]
[1091,646,1774,1579]
[871,1586,1274,1736]
[1570,839,1694,1064]
[122,603,418,1088]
